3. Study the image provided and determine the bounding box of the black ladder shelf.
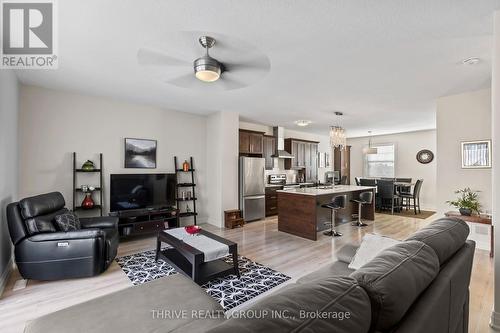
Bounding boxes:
[72,152,103,216]
[174,156,198,225]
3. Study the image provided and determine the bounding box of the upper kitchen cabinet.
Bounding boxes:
[239,129,264,155]
[263,135,275,170]
[284,138,319,181]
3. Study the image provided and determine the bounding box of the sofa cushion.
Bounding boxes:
[207,276,371,333]
[19,192,66,219]
[405,217,469,265]
[348,234,400,270]
[24,274,225,333]
[297,261,354,284]
[336,243,359,264]
[54,212,81,232]
[350,240,439,332]
[24,208,69,235]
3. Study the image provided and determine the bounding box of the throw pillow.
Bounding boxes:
[54,212,81,232]
[348,233,401,270]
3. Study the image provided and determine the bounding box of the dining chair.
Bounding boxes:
[398,179,423,214]
[359,178,377,186]
[377,179,400,214]
[395,177,412,199]
[395,178,412,183]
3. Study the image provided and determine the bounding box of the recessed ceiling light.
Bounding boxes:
[295,120,312,127]
[462,57,481,65]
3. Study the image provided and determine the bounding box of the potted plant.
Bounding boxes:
[446,188,481,216]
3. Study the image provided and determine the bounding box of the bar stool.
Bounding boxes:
[351,191,373,227]
[321,195,347,237]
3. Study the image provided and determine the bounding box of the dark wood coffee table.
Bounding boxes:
[155,229,240,284]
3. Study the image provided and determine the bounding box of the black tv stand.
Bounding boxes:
[110,207,179,237]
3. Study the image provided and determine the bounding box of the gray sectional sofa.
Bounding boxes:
[24,217,475,333]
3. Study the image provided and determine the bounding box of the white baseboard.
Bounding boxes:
[0,256,14,297]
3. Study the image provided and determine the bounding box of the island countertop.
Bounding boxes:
[276,185,376,196]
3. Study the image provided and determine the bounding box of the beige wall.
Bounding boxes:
[0,70,19,292]
[436,88,492,250]
[347,130,437,210]
[19,85,209,225]
[206,112,239,227]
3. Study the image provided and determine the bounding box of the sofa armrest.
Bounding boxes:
[28,229,105,242]
[336,244,359,264]
[80,216,118,229]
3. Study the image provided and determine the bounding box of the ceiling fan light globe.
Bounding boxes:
[195,70,220,82]
[194,56,221,82]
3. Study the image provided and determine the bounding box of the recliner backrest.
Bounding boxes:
[9,192,67,238]
[19,192,65,218]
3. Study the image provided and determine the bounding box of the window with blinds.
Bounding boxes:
[363,144,395,177]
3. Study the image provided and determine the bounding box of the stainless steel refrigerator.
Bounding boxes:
[239,156,266,222]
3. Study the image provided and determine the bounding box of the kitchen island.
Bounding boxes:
[277,185,376,240]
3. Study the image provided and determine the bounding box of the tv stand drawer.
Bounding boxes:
[133,221,168,233]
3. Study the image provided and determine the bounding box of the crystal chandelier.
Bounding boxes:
[330,112,347,148]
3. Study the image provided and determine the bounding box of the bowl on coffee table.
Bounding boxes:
[185,225,202,235]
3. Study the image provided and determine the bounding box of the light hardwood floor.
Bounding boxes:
[0,213,494,333]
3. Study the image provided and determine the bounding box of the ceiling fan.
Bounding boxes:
[137,34,270,90]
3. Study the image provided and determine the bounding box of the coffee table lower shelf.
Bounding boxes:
[155,229,240,285]
[157,248,238,284]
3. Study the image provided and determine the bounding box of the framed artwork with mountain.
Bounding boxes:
[124,138,157,168]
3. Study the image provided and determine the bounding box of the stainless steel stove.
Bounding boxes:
[268,174,301,190]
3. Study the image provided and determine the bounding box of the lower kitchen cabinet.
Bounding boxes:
[265,187,279,216]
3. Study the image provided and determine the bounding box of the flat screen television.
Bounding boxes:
[110,173,176,212]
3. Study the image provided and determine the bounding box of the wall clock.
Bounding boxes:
[416,149,434,164]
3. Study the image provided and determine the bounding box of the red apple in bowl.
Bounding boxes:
[185,225,202,235]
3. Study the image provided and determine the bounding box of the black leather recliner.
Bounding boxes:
[7,192,119,280]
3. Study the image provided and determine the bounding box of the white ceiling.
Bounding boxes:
[15,0,500,137]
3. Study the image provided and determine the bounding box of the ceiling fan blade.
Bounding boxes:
[166,73,197,88]
[137,48,190,66]
[219,74,247,90]
[222,55,271,73]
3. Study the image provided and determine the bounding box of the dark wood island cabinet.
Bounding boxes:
[277,185,376,240]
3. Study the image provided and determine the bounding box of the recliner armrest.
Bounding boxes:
[336,244,359,264]
[80,216,118,229]
[28,229,105,242]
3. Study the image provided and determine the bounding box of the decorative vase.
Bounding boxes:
[81,193,95,209]
[182,160,190,172]
[82,160,95,171]
[459,208,472,216]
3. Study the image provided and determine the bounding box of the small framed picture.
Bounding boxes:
[461,140,491,169]
[124,138,157,168]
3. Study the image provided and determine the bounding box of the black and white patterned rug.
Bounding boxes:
[116,249,291,311]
